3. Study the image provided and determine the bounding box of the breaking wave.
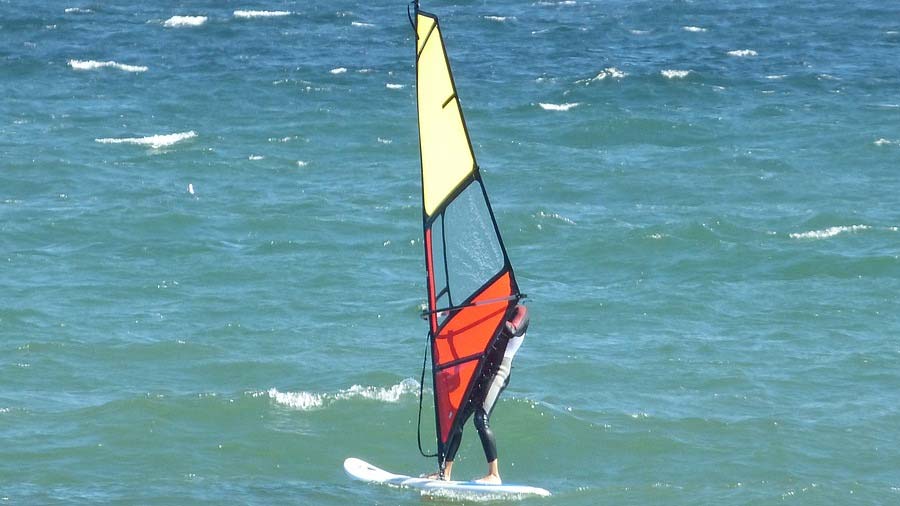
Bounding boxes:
[727,49,758,57]
[661,69,691,79]
[164,16,207,28]
[789,225,870,240]
[68,59,148,73]
[539,102,580,111]
[95,131,197,149]
[576,67,627,84]
[263,378,420,411]
[233,10,291,19]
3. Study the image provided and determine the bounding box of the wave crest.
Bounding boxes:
[661,69,691,79]
[539,102,580,112]
[164,16,207,28]
[264,379,420,411]
[68,59,148,73]
[727,49,758,57]
[234,10,291,19]
[789,225,870,240]
[95,131,197,149]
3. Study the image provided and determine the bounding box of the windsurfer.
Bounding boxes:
[427,304,529,484]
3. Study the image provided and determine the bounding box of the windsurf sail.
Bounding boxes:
[410,2,523,470]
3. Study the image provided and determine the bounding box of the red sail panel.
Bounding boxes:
[433,271,513,444]
[434,360,478,444]
[433,272,512,366]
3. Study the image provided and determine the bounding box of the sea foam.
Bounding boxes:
[264,379,419,411]
[68,59,148,73]
[233,10,291,19]
[727,49,758,57]
[95,131,197,149]
[164,16,207,28]
[536,210,577,225]
[683,26,707,32]
[789,225,869,240]
[592,67,626,80]
[661,69,691,79]
[539,102,580,112]
[576,67,627,85]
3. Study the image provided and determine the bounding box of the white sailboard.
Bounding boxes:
[344,458,551,498]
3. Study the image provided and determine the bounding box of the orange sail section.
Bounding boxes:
[433,272,512,366]
[432,272,513,444]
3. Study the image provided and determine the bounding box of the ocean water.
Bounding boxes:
[2,0,899,504]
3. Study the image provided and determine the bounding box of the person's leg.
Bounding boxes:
[481,357,511,416]
[473,406,502,483]
[473,358,512,484]
[425,420,464,480]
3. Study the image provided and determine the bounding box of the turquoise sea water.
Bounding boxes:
[2,0,899,504]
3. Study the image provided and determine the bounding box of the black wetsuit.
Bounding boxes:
[444,305,528,463]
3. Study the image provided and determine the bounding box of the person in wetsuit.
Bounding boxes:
[435,303,529,484]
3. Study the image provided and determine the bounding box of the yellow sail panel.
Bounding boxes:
[415,14,435,56]
[416,13,475,217]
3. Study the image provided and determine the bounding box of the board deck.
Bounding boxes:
[343,457,551,498]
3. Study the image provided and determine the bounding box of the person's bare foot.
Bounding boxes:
[473,473,502,485]
[422,472,447,481]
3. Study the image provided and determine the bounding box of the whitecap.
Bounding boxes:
[789,225,869,240]
[330,67,347,74]
[683,26,707,32]
[661,69,691,79]
[68,59,148,73]
[727,49,758,57]
[95,131,197,149]
[766,74,787,80]
[248,154,264,160]
[266,388,324,410]
[265,379,419,411]
[484,15,515,22]
[539,102,580,112]
[576,67,627,84]
[377,137,392,144]
[233,10,291,18]
[536,210,576,224]
[164,16,207,28]
[630,29,650,35]
[386,83,405,89]
[874,138,896,146]
[334,380,419,403]
[64,7,92,14]
[297,160,308,167]
[351,21,375,27]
